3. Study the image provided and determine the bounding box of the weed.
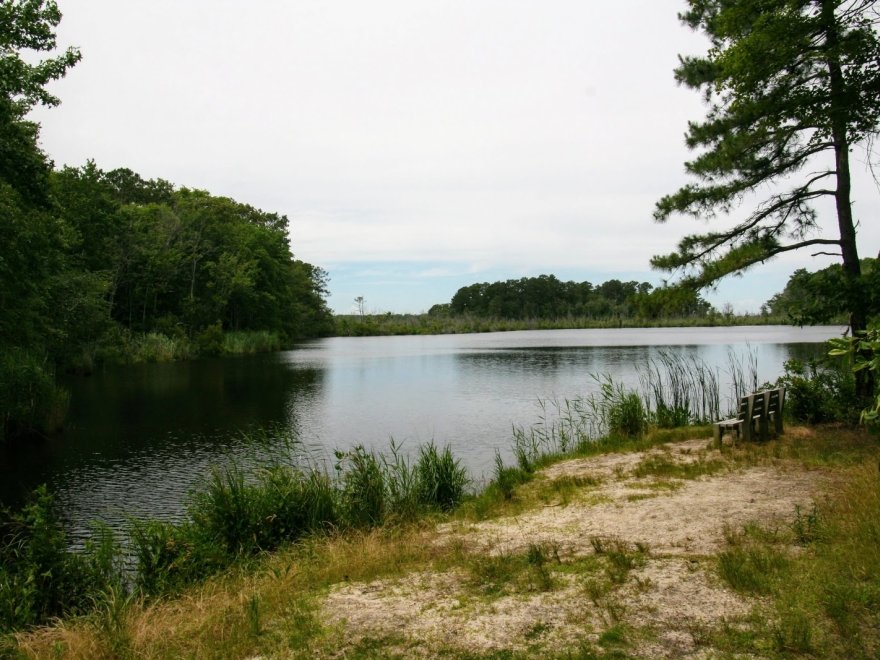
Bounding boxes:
[792,503,823,545]
[717,545,789,595]
[91,584,136,658]
[415,442,468,510]
[469,545,560,596]
[597,623,628,647]
[631,455,725,481]
[245,594,261,637]
[491,450,531,501]
[772,608,813,654]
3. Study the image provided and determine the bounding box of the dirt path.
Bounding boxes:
[320,437,829,657]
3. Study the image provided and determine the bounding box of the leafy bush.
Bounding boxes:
[780,358,859,425]
[0,348,68,442]
[829,326,880,427]
[0,486,123,631]
[196,321,225,356]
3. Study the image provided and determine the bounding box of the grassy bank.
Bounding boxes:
[7,424,880,658]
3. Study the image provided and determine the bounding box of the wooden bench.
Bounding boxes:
[713,386,785,446]
[764,386,785,438]
[714,392,763,446]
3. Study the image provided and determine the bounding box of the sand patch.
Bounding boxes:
[321,437,829,656]
[454,464,824,558]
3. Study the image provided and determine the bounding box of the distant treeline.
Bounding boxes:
[763,258,879,325]
[430,275,714,321]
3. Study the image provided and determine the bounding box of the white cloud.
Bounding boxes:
[33,0,880,313]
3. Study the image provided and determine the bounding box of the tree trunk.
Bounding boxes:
[822,0,872,396]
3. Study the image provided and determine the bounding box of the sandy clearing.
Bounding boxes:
[320,437,829,656]
[450,464,824,558]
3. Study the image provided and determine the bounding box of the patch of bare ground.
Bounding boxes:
[321,437,830,656]
[323,571,598,655]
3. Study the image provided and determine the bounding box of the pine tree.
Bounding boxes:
[653,0,880,349]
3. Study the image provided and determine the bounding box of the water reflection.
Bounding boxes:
[0,326,838,540]
[0,355,323,530]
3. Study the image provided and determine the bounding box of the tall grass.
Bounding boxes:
[126,438,468,598]
[223,331,282,355]
[503,349,760,482]
[726,346,759,411]
[131,332,193,363]
[0,487,125,632]
[638,351,720,426]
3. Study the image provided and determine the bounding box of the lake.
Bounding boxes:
[0,325,840,543]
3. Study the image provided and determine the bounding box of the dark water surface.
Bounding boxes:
[0,326,839,541]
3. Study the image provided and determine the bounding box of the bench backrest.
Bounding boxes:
[751,391,766,418]
[735,393,762,421]
[766,389,780,414]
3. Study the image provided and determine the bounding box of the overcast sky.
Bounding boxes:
[32,0,880,314]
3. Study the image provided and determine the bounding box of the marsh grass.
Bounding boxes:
[131,332,193,363]
[639,351,721,426]
[332,312,787,337]
[127,439,468,598]
[415,442,469,511]
[223,330,282,355]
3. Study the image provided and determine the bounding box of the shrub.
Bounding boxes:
[337,446,386,527]
[829,326,880,427]
[196,321,225,357]
[0,486,123,631]
[0,348,68,442]
[415,442,468,510]
[780,358,859,425]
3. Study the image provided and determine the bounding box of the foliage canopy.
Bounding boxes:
[654,0,880,331]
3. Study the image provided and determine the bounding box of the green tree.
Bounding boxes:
[653,0,880,364]
[0,1,80,439]
[1,0,80,204]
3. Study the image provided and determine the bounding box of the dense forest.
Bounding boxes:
[0,4,332,441]
[2,161,334,440]
[49,164,333,345]
[434,275,714,321]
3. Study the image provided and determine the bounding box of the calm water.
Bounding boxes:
[0,326,840,541]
